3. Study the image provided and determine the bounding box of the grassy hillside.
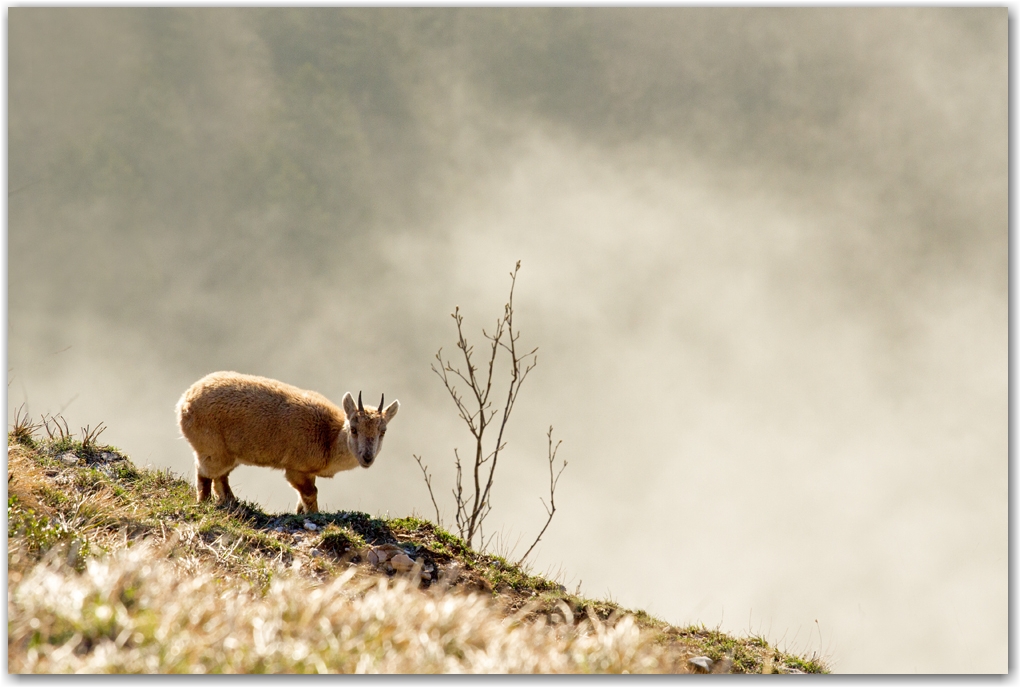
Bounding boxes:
[7,419,828,674]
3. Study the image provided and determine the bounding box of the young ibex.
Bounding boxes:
[176,371,399,513]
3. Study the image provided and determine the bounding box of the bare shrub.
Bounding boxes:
[415,262,567,563]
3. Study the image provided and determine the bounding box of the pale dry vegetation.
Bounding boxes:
[10,542,686,673]
[7,409,828,674]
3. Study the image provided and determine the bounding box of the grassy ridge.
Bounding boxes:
[7,423,828,674]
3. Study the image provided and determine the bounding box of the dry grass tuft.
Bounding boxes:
[9,542,688,674]
[80,423,108,453]
[40,413,73,442]
[10,404,41,446]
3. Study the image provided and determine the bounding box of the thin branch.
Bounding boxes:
[463,313,507,543]
[413,455,443,527]
[482,528,498,554]
[476,267,536,521]
[431,351,481,438]
[518,426,567,566]
[454,307,491,425]
[453,448,467,539]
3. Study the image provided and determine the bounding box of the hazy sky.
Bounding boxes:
[7,8,1007,673]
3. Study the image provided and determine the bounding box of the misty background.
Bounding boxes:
[7,8,1006,673]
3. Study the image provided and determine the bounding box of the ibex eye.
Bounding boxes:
[351,428,358,437]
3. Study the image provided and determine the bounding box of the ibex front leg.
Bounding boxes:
[285,470,319,514]
[214,474,237,506]
[197,474,213,503]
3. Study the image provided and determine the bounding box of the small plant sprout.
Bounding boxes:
[80,423,107,452]
[41,413,72,442]
[10,404,40,445]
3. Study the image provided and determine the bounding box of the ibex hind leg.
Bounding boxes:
[196,451,236,505]
[286,470,319,514]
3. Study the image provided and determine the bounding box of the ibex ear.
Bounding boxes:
[382,400,399,422]
[342,392,358,417]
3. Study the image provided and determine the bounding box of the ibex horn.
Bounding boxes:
[379,393,384,411]
[358,391,365,413]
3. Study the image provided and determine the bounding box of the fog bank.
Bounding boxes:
[8,8,1006,673]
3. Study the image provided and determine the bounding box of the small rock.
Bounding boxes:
[688,656,714,673]
[438,563,463,585]
[374,548,392,563]
[309,548,321,557]
[712,657,733,674]
[367,549,379,566]
[303,521,317,531]
[421,571,432,581]
[66,539,81,567]
[390,553,414,572]
[58,452,78,465]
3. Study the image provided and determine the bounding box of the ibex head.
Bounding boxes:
[342,390,400,468]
